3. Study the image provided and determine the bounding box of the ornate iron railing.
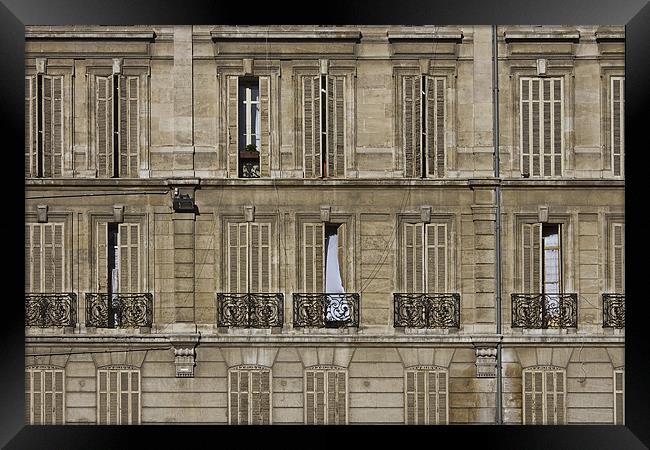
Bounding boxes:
[217,293,284,328]
[25,293,77,327]
[511,293,577,328]
[85,293,153,328]
[393,293,461,328]
[602,293,625,328]
[293,293,360,328]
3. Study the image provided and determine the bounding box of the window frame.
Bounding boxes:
[96,366,141,425]
[303,365,348,425]
[404,365,449,425]
[521,366,566,425]
[613,367,624,425]
[25,365,66,425]
[227,365,272,425]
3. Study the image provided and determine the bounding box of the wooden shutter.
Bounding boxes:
[250,369,271,424]
[230,367,271,425]
[226,76,239,178]
[614,369,624,425]
[96,76,113,178]
[305,368,346,425]
[533,370,544,424]
[25,76,37,177]
[118,223,140,293]
[302,75,322,178]
[611,223,624,293]
[95,222,108,291]
[98,368,139,425]
[405,367,448,425]
[403,75,422,177]
[521,78,530,175]
[426,77,446,177]
[118,76,139,178]
[25,370,31,424]
[611,77,624,176]
[404,223,424,292]
[337,223,347,289]
[26,368,65,425]
[325,75,345,177]
[227,223,248,292]
[50,224,64,292]
[425,223,448,293]
[27,223,64,293]
[522,223,542,292]
[303,223,324,292]
[552,78,562,176]
[554,369,565,424]
[250,223,271,293]
[258,76,271,177]
[523,368,563,425]
[41,370,52,424]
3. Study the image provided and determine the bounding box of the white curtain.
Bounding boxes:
[325,234,348,322]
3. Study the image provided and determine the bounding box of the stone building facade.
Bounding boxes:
[24,25,624,425]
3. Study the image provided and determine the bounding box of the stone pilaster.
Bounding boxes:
[172,26,194,176]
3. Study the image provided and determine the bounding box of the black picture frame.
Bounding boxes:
[2,0,648,447]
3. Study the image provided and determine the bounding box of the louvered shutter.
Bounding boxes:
[42,76,52,177]
[425,223,448,293]
[98,370,108,424]
[25,76,37,177]
[96,76,113,177]
[117,76,139,178]
[612,223,624,292]
[305,371,315,424]
[405,368,448,425]
[303,223,324,292]
[96,222,108,291]
[522,223,542,292]
[326,76,345,177]
[327,370,337,424]
[33,369,42,424]
[555,370,565,424]
[416,370,426,424]
[614,370,624,425]
[42,224,64,293]
[53,224,64,292]
[25,225,32,291]
[226,76,239,178]
[302,75,322,178]
[403,76,422,177]
[437,370,448,424]
[229,370,239,424]
[523,370,533,424]
[120,371,130,424]
[25,370,31,424]
[426,77,446,177]
[258,76,271,177]
[406,371,416,424]
[53,370,64,425]
[404,223,424,292]
[33,225,42,292]
[545,369,556,424]
[118,223,140,293]
[521,78,530,174]
[305,368,344,425]
[531,78,541,176]
[543,79,552,177]
[337,370,346,424]
[249,223,271,293]
[131,371,140,424]
[227,223,248,292]
[337,223,347,289]
[43,370,53,424]
[611,77,624,176]
[552,79,562,176]
[533,370,544,424]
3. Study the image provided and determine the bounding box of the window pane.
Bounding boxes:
[542,224,560,294]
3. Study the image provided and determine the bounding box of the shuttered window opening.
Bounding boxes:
[94,222,140,292]
[301,223,347,292]
[614,369,624,425]
[610,223,624,293]
[95,75,139,178]
[25,223,65,293]
[611,77,624,177]
[25,367,65,425]
[97,368,140,425]
[227,222,272,292]
[305,367,347,424]
[301,75,346,178]
[25,74,64,178]
[520,77,563,177]
[403,223,448,292]
[404,367,448,425]
[521,223,562,294]
[522,367,566,424]
[402,75,446,178]
[228,366,271,425]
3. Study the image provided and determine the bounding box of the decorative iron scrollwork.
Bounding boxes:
[85,293,153,328]
[293,293,360,328]
[25,293,77,327]
[602,293,625,328]
[511,293,577,328]
[217,293,284,328]
[393,293,460,328]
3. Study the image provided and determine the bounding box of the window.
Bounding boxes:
[522,223,562,293]
[404,366,448,425]
[25,223,65,293]
[610,77,624,177]
[95,222,140,293]
[302,223,347,293]
[402,222,448,292]
[401,75,446,178]
[614,368,624,425]
[95,75,140,178]
[520,77,563,177]
[304,367,347,424]
[225,76,271,178]
[609,223,624,293]
[228,366,271,425]
[301,75,346,178]
[226,222,272,292]
[25,74,63,178]
[97,367,140,425]
[25,367,65,425]
[522,367,566,424]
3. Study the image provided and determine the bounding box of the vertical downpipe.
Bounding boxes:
[492,24,503,425]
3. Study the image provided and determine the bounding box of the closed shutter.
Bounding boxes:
[403,75,422,177]
[96,222,108,291]
[614,369,624,425]
[52,224,64,292]
[250,222,272,293]
[227,223,248,292]
[611,77,624,176]
[26,368,65,425]
[325,75,345,178]
[96,76,113,178]
[97,368,140,425]
[302,223,324,292]
[522,223,542,292]
[25,370,31,424]
[229,367,271,425]
[118,223,140,293]
[226,76,239,178]
[118,76,139,178]
[337,223,347,289]
[523,370,533,424]
[25,225,33,291]
[250,369,271,425]
[305,368,346,425]
[405,367,448,425]
[26,224,65,293]
[425,223,448,293]
[26,76,37,177]
[404,223,424,292]
[554,369,565,424]
[302,75,322,178]
[552,79,562,176]
[611,223,624,293]
[259,76,271,177]
[521,78,530,175]
[522,368,564,425]
[426,77,446,177]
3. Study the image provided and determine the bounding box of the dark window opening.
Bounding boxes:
[238,77,261,178]
[107,223,119,327]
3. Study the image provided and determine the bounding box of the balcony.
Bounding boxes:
[293,293,360,328]
[602,293,625,328]
[511,293,577,329]
[216,293,284,328]
[25,293,77,327]
[85,293,153,328]
[393,293,461,328]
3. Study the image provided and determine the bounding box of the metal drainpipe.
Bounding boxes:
[492,24,503,425]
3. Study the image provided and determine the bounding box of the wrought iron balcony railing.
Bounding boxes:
[25,293,77,327]
[511,293,577,328]
[85,293,153,328]
[602,293,625,328]
[293,293,360,328]
[393,293,461,328]
[217,293,284,328]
